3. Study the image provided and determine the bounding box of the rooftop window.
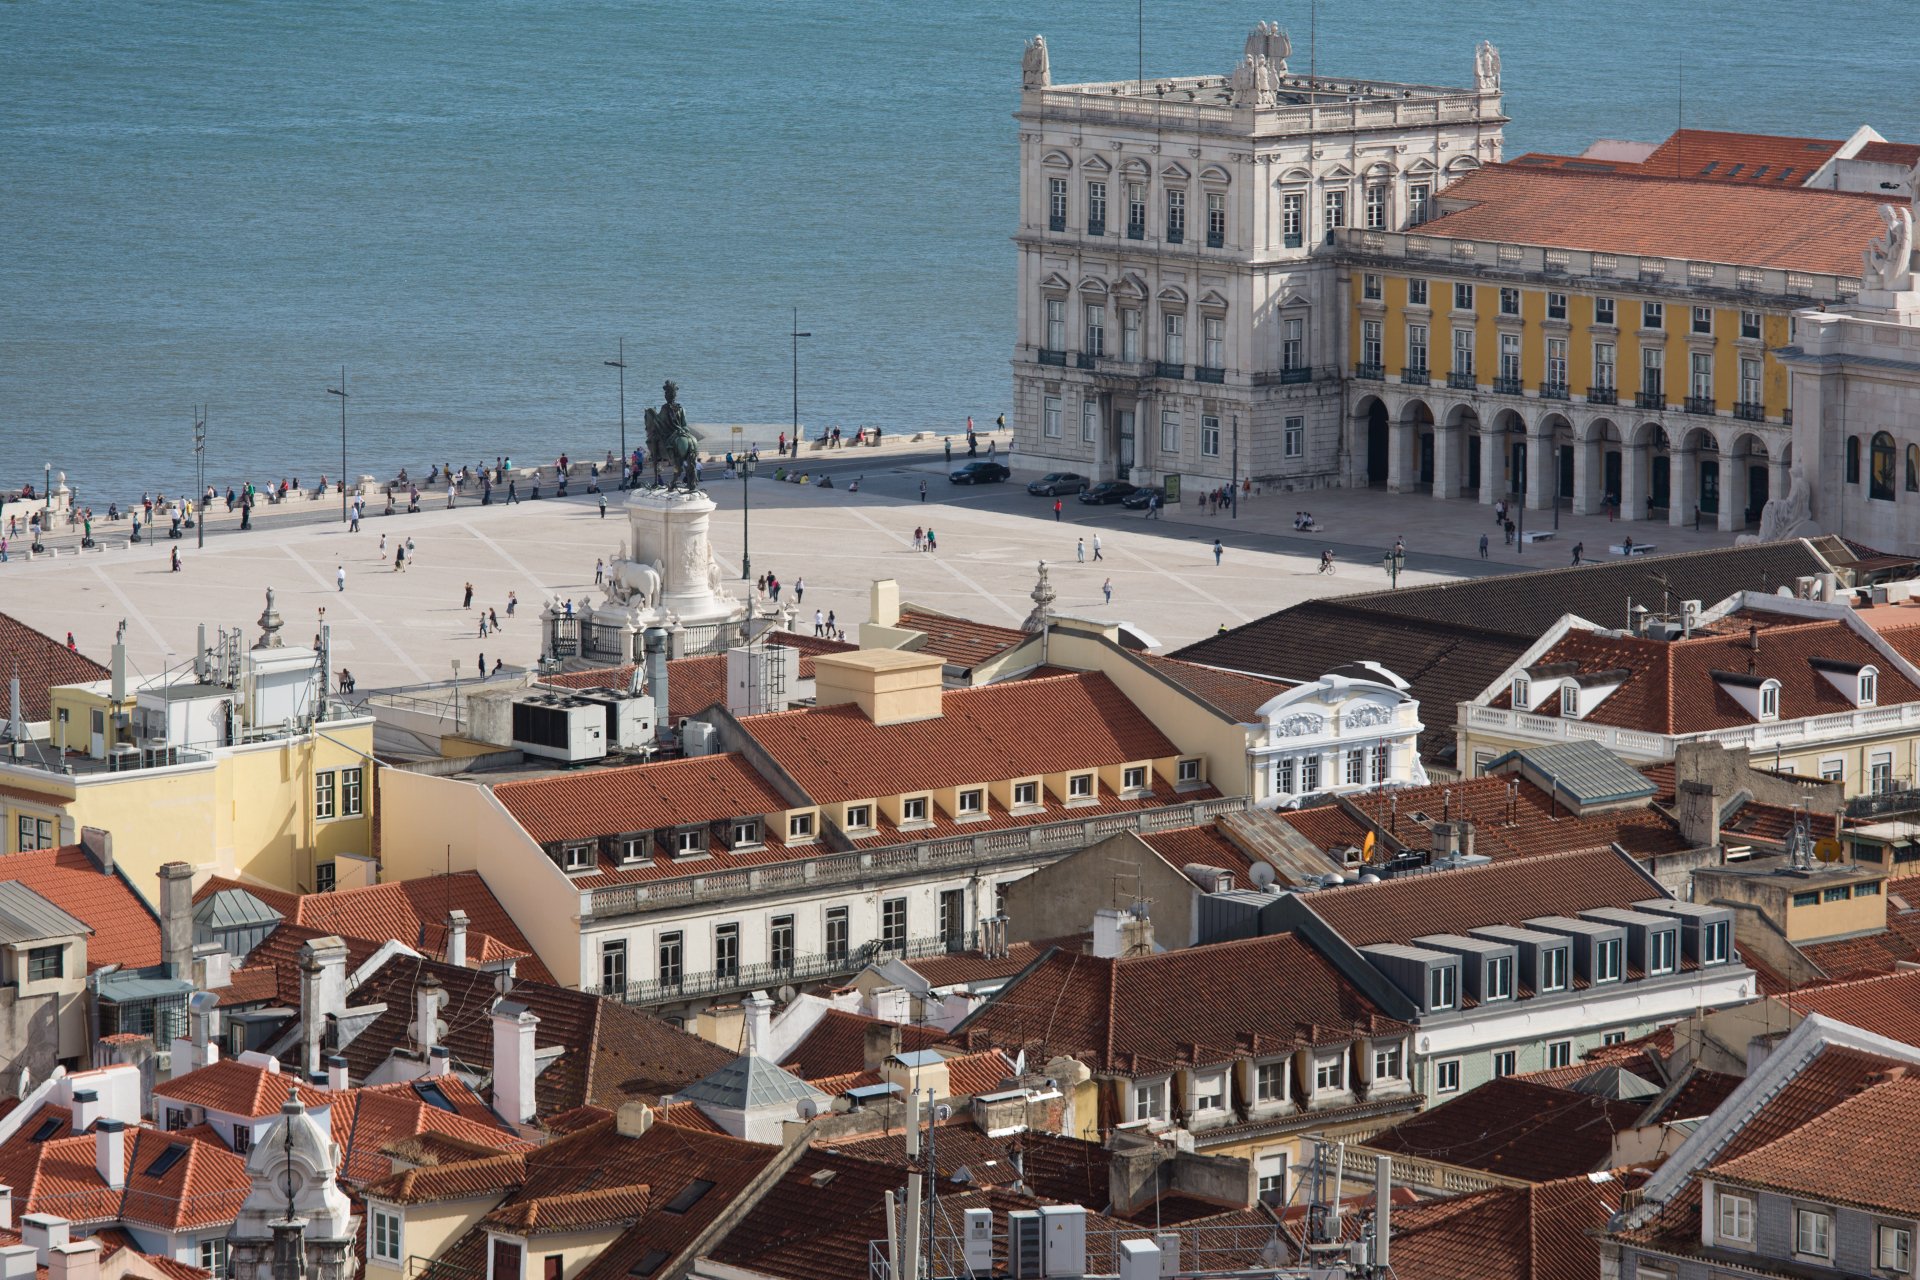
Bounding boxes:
[144,1144,188,1178]
[663,1178,717,1215]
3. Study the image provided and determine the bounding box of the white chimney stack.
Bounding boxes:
[298,936,350,1077]
[445,909,470,968]
[742,990,773,1057]
[490,1001,540,1126]
[413,975,444,1053]
[93,1121,125,1190]
[0,1245,34,1280]
[48,1240,99,1280]
[22,1215,69,1266]
[325,1054,349,1092]
[428,1046,451,1078]
[0,1184,13,1231]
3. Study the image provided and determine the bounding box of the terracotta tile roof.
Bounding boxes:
[362,1149,527,1205]
[896,939,1072,989]
[211,965,281,1007]
[1132,653,1286,721]
[330,1077,531,1185]
[335,953,734,1115]
[1141,823,1258,879]
[895,608,1029,668]
[0,1113,249,1231]
[0,612,109,722]
[1490,616,1920,734]
[492,751,791,846]
[484,1184,653,1234]
[953,932,1408,1073]
[1712,1073,1920,1215]
[1648,1067,1743,1124]
[1508,151,1640,174]
[743,671,1181,805]
[1857,140,1920,166]
[153,1059,331,1119]
[0,846,159,971]
[825,1123,1121,1208]
[1781,968,1920,1047]
[943,1049,1017,1097]
[1720,1043,1908,1166]
[778,1010,946,1080]
[1362,1076,1640,1182]
[1420,162,1884,276]
[1386,1174,1626,1280]
[1277,804,1374,852]
[1296,846,1666,949]
[239,922,387,1007]
[274,872,552,984]
[1635,128,1845,182]
[1342,774,1689,863]
[652,1100,726,1133]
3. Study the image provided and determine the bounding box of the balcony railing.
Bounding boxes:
[1194,366,1226,384]
[1587,386,1617,406]
[1127,222,1145,240]
[1354,362,1384,380]
[1283,233,1303,249]
[1167,227,1184,245]
[1493,375,1524,395]
[1087,219,1105,238]
[1401,367,1430,386]
[1206,231,1225,248]
[1733,401,1765,422]
[1076,352,1100,370]
[1037,349,1067,367]
[1541,382,1570,401]
[1447,371,1476,390]
[1048,215,1066,232]
[1636,390,1666,410]
[1685,396,1717,416]
[1280,366,1314,385]
[587,930,980,1007]
[1465,701,1920,762]
[1155,361,1186,380]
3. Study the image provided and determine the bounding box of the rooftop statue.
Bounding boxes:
[1022,35,1050,90]
[643,380,701,491]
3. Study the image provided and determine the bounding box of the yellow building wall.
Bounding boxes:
[1783,887,1886,944]
[363,1197,500,1279]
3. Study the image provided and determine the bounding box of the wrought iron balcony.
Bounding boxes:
[1636,390,1666,410]
[1037,349,1068,367]
[1206,231,1225,248]
[1127,222,1146,240]
[1194,366,1226,384]
[1076,353,1101,370]
[1048,215,1066,232]
[1280,366,1314,385]
[1155,361,1187,380]
[1087,219,1105,238]
[1283,233,1303,249]
[1167,228,1184,245]
[1493,376,1524,395]
[1541,382,1570,401]
[1401,368,1430,386]
[1733,401,1765,422]
[1353,362,1384,381]
[1685,395,1717,416]
[588,931,980,1007]
[1587,386,1617,406]
[1447,371,1477,390]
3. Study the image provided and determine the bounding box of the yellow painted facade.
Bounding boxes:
[362,1197,498,1280]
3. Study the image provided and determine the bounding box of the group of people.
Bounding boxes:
[754,572,793,602]
[463,581,518,647]
[911,525,939,552]
[1292,511,1319,531]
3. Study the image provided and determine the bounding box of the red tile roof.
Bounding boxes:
[1781,968,1920,1047]
[284,872,552,984]
[1798,872,1920,982]
[0,1110,249,1231]
[1712,1073,1920,1216]
[744,671,1181,805]
[953,932,1408,1073]
[1342,774,1689,863]
[1635,128,1844,183]
[0,613,109,722]
[895,608,1028,668]
[896,939,1071,989]
[1141,824,1259,879]
[1362,1076,1640,1182]
[211,965,280,1007]
[153,1059,331,1119]
[777,1010,946,1080]
[1133,653,1286,721]
[1857,140,1920,167]
[1419,163,1886,277]
[1277,804,1374,852]
[1387,1174,1626,1280]
[1297,846,1666,948]
[330,1078,531,1185]
[0,846,159,971]
[492,752,791,846]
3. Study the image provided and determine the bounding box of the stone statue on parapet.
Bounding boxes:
[1230,53,1280,108]
[1755,465,1819,543]
[1863,204,1916,294]
[1022,35,1050,90]
[643,381,701,491]
[1475,40,1501,93]
[1244,21,1290,75]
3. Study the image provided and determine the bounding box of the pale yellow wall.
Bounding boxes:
[378,769,585,986]
[497,1228,624,1280]
[1782,885,1885,943]
[363,1196,501,1278]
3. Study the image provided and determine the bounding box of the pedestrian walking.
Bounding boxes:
[478,651,485,674]
[913,526,924,550]
[349,505,360,533]
[814,608,825,637]
[1479,533,1489,559]
[1092,534,1103,561]
[66,632,75,650]
[336,565,346,592]
[925,527,937,552]
[380,533,387,554]
[795,577,805,605]
[479,615,489,639]
[1571,541,1584,565]
[1076,537,1085,563]
[394,545,404,572]
[507,480,517,504]
[1494,499,1506,526]
[826,609,836,635]
[599,494,608,519]
[1102,577,1113,605]
[1393,536,1405,558]
[489,607,499,631]
[464,582,474,608]
[507,591,518,618]
[1212,539,1223,566]
[1502,520,1514,546]
[594,559,604,585]
[919,480,927,502]
[170,547,180,573]
[1053,499,1063,522]
[943,438,952,465]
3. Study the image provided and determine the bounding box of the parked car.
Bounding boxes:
[1078,479,1139,505]
[949,461,1010,485]
[1120,486,1163,510]
[1027,472,1089,497]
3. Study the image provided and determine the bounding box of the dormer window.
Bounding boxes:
[1122,766,1148,791]
[901,796,929,823]
[1559,685,1580,718]
[1190,1071,1225,1112]
[1860,667,1879,707]
[845,804,873,830]
[672,828,706,859]
[957,789,984,814]
[1512,676,1530,707]
[560,843,596,873]
[731,819,761,847]
[1758,679,1781,721]
[1068,773,1094,799]
[1427,964,1456,1011]
[787,812,815,840]
[1177,758,1201,783]
[1313,1055,1347,1093]
[616,836,648,865]
[1012,781,1040,807]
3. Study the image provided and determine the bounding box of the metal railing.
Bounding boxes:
[1636,390,1665,410]
[1353,362,1384,381]
[1037,349,1067,367]
[1846,786,1920,819]
[1733,401,1766,422]
[1587,386,1618,405]
[1466,701,1920,760]
[1048,215,1066,232]
[1447,371,1476,390]
[1127,222,1145,240]
[1076,353,1100,370]
[587,930,979,1006]
[1401,367,1429,386]
[1541,382,1570,401]
[1155,361,1186,380]
[867,1218,1324,1280]
[1280,366,1314,385]
[1087,219,1105,238]
[1493,375,1524,395]
[1685,396,1717,416]
[1194,366,1226,384]
[1206,231,1225,248]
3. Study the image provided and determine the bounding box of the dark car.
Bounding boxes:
[949,461,1010,485]
[1078,479,1139,505]
[1120,486,1164,510]
[1027,471,1089,497]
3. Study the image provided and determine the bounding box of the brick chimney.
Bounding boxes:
[812,651,944,726]
[157,862,195,979]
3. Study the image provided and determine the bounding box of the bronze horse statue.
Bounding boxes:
[643,380,701,490]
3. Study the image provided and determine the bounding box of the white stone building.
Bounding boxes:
[1011,26,1505,490]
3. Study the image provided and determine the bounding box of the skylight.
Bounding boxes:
[662,1178,717,1214]
[144,1144,188,1178]
[629,1250,671,1277]
[414,1081,458,1114]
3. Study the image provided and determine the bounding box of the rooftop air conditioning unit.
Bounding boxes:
[1008,1211,1043,1280]
[509,696,607,764]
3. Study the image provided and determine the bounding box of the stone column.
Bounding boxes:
[1387,421,1413,493]
[1570,438,1596,516]
[1525,433,1556,511]
[1620,444,1648,525]
[1479,429,1502,505]
[1719,455,1746,533]
[1669,447,1697,528]
[1432,424,1461,501]
[1134,395,1151,483]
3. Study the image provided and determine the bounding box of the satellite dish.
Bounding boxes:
[934,1103,953,1122]
[1814,837,1844,864]
[1249,862,1277,890]
[1012,1050,1028,1075]
[777,985,798,1004]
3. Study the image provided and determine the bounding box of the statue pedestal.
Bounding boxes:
[574,487,749,660]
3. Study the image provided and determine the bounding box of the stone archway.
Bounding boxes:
[1400,398,1437,491]
[1672,424,1722,529]
[1727,432,1772,530]
[1359,395,1390,487]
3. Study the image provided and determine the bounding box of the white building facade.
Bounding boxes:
[1253,664,1428,807]
[1011,27,1505,490]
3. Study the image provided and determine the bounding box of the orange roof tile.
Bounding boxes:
[0,1113,249,1231]
[1636,128,1844,182]
[1362,1076,1640,1182]
[289,872,553,985]
[1712,1073,1920,1216]
[1133,653,1286,721]
[743,671,1180,805]
[0,846,158,971]
[154,1060,331,1119]
[1342,774,1689,862]
[1857,140,1920,167]
[492,752,791,846]
[778,1011,947,1080]
[1141,824,1259,879]
[1781,968,1920,1047]
[1277,804,1373,852]
[0,613,109,722]
[895,608,1028,668]
[1418,162,1885,277]
[1386,1174,1626,1280]
[330,1078,531,1185]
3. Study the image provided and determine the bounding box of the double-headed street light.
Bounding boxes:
[606,338,628,488]
[791,307,810,454]
[326,368,348,523]
[740,451,757,581]
[193,407,207,549]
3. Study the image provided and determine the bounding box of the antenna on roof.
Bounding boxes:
[1675,49,1685,177]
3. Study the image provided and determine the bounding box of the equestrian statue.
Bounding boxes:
[643,380,702,490]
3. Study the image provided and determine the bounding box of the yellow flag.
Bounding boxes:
[1362,831,1376,862]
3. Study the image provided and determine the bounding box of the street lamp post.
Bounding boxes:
[193,408,207,550]
[1382,545,1406,588]
[605,338,628,489]
[1230,414,1239,520]
[740,453,757,581]
[1553,440,1562,531]
[790,307,811,455]
[326,368,348,523]
[43,462,50,523]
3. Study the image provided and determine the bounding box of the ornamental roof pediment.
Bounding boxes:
[1082,154,1112,174]
[1041,149,1074,169]
[1159,160,1191,181]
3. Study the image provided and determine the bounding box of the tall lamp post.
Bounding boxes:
[605,338,628,489]
[43,462,51,523]
[1552,438,1563,531]
[1230,413,1239,519]
[740,453,757,581]
[193,407,207,550]
[790,307,810,454]
[326,368,348,523]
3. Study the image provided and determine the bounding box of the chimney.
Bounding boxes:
[1092,908,1127,959]
[862,1021,903,1072]
[326,1054,349,1092]
[811,650,944,726]
[93,1121,125,1191]
[490,1001,540,1126]
[0,1184,12,1230]
[78,828,112,876]
[615,1102,654,1138]
[297,936,350,1077]
[643,628,672,749]
[427,1046,451,1078]
[445,909,469,968]
[22,1215,69,1266]
[871,579,901,629]
[1093,907,1154,959]
[742,990,773,1058]
[0,1246,31,1280]
[67,1089,99,1134]
[49,1240,99,1280]
[157,862,195,979]
[195,941,232,993]
[413,975,444,1053]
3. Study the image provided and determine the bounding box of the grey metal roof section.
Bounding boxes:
[0,881,90,946]
[194,888,283,932]
[93,970,194,1002]
[676,1054,828,1111]
[1568,1064,1662,1102]
[1490,740,1656,807]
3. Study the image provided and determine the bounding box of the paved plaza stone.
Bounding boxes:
[4,444,1737,692]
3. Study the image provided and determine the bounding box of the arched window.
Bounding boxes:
[1758,679,1781,721]
[1846,436,1861,484]
[1871,431,1897,502]
[1906,445,1918,493]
